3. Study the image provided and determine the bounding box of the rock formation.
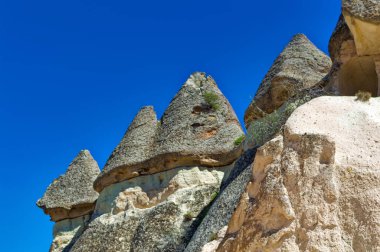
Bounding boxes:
[37,150,100,252]
[70,166,232,252]
[94,72,244,192]
[328,1,380,96]
[216,96,380,251]
[37,1,380,251]
[244,34,331,128]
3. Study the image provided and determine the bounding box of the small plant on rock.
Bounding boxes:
[210,191,218,201]
[209,232,218,242]
[203,91,220,110]
[355,90,372,102]
[183,212,195,221]
[234,135,246,146]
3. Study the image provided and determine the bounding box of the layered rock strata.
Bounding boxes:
[37,150,100,252]
[94,72,244,192]
[217,96,380,251]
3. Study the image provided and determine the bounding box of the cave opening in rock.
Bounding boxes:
[339,56,378,96]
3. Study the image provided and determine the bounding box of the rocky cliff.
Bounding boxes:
[38,1,380,251]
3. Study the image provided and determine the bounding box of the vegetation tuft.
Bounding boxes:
[355,90,372,102]
[183,212,195,221]
[210,191,219,201]
[234,135,246,146]
[203,92,220,110]
[209,232,218,242]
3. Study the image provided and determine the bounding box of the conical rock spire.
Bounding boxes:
[37,150,100,221]
[94,72,244,192]
[244,34,331,128]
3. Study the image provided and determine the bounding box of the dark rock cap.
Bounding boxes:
[343,0,380,23]
[244,34,331,128]
[94,72,244,192]
[37,150,100,221]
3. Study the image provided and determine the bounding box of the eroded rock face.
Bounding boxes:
[37,150,100,222]
[244,34,331,128]
[327,1,380,97]
[184,149,256,252]
[50,215,90,252]
[70,166,232,252]
[94,72,244,192]
[217,96,380,251]
[343,0,380,24]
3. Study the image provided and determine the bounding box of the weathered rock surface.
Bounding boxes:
[343,1,380,56]
[343,0,380,24]
[50,215,91,252]
[94,72,244,192]
[327,8,380,97]
[244,34,331,128]
[102,106,158,177]
[329,15,355,64]
[217,96,380,251]
[37,150,100,222]
[184,149,256,252]
[70,166,232,252]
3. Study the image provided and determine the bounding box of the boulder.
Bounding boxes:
[94,72,244,192]
[37,150,100,222]
[244,34,331,128]
[217,96,380,251]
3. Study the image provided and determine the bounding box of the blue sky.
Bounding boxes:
[0,0,340,250]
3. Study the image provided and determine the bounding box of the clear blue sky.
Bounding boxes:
[0,0,340,250]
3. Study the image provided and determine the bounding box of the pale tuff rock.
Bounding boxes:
[69,166,230,252]
[50,215,90,252]
[244,34,331,128]
[217,96,380,251]
[37,150,100,222]
[200,226,227,252]
[184,149,256,252]
[94,72,244,192]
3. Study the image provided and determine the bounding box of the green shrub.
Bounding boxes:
[203,92,220,110]
[234,135,246,146]
[355,90,371,102]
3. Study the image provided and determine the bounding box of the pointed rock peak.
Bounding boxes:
[37,150,100,221]
[101,105,158,176]
[94,73,244,192]
[184,72,207,87]
[281,34,327,58]
[244,34,332,128]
